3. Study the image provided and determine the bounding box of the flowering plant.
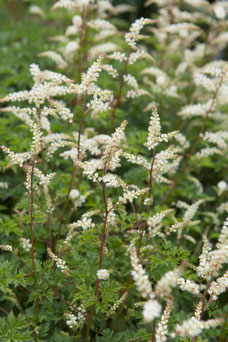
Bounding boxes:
[0,0,227,341]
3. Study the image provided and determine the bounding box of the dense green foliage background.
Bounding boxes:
[0,1,228,342]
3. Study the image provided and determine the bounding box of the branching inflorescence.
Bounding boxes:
[0,0,228,341]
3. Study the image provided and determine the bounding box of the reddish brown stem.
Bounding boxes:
[56,91,87,242]
[14,253,33,273]
[0,307,9,315]
[53,292,88,319]
[85,171,109,342]
[29,157,36,272]
[151,319,156,342]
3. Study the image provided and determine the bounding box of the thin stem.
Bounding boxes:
[200,282,211,320]
[82,6,90,65]
[151,319,156,342]
[35,298,39,325]
[56,91,87,242]
[191,282,211,342]
[219,310,228,342]
[56,164,78,242]
[48,214,53,249]
[110,48,131,133]
[148,147,156,203]
[28,155,39,324]
[137,147,156,255]
[92,318,108,342]
[130,201,143,257]
[29,157,36,272]
[86,171,109,342]
[36,106,45,173]
[112,279,131,331]
[14,252,33,273]
[0,307,9,315]
[53,292,88,319]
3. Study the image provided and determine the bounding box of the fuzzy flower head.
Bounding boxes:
[30,122,43,156]
[143,299,162,323]
[174,317,204,337]
[70,189,80,199]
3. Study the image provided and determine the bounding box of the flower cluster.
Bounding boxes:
[0,245,13,252]
[130,246,153,299]
[67,211,97,231]
[97,269,110,280]
[144,107,164,150]
[107,292,128,317]
[47,248,69,273]
[155,268,182,298]
[1,0,228,339]
[197,218,228,280]
[19,238,32,252]
[155,301,173,342]
[208,270,228,299]
[65,302,86,329]
[173,316,224,338]
[177,278,200,296]
[143,299,162,324]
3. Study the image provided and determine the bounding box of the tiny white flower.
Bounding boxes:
[97,269,110,280]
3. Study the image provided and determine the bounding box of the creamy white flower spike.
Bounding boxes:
[130,246,154,299]
[197,218,228,280]
[173,316,224,338]
[107,292,128,317]
[155,268,182,298]
[208,270,228,299]
[0,245,13,252]
[144,106,178,150]
[125,17,155,48]
[155,300,173,342]
[177,278,200,295]
[38,51,67,69]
